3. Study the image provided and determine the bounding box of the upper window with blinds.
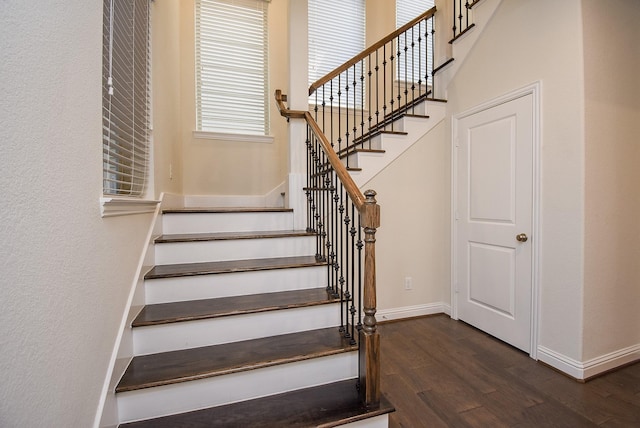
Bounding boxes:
[196,0,270,136]
[102,0,151,197]
[396,0,435,86]
[308,0,365,107]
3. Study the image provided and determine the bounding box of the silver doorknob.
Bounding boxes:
[516,233,528,242]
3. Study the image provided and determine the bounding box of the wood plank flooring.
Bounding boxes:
[380,315,640,428]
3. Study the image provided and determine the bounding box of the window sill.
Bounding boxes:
[100,197,160,218]
[193,131,274,144]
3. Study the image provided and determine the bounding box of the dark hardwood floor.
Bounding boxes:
[380,315,640,428]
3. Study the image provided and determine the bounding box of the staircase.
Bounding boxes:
[339,100,447,188]
[113,207,393,426]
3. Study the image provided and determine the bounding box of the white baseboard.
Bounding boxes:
[183,182,286,208]
[538,343,640,380]
[377,302,451,322]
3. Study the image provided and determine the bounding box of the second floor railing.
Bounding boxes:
[308,6,437,169]
[450,0,480,42]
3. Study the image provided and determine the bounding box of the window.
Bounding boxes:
[196,0,270,136]
[102,0,151,197]
[308,0,365,106]
[396,0,434,86]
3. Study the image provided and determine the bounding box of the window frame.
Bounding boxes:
[195,0,271,139]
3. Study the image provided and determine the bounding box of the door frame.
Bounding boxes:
[451,82,541,359]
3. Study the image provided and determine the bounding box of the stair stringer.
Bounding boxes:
[434,0,504,99]
[349,101,446,188]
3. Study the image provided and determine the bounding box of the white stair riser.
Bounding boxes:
[145,265,328,304]
[344,415,390,428]
[351,102,446,188]
[133,304,342,355]
[155,236,316,265]
[117,352,358,423]
[162,212,294,234]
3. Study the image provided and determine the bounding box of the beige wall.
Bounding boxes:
[0,1,153,426]
[582,0,640,360]
[178,0,290,196]
[365,121,451,313]
[152,0,184,195]
[446,0,586,361]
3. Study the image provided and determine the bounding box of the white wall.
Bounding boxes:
[178,0,290,197]
[0,2,153,426]
[152,0,184,195]
[445,0,586,361]
[582,0,640,361]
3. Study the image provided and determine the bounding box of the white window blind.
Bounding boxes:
[308,0,365,106]
[196,0,270,136]
[396,0,434,85]
[102,0,151,197]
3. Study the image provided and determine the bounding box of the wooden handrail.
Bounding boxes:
[275,90,381,407]
[308,6,437,96]
[274,89,306,119]
[304,112,366,210]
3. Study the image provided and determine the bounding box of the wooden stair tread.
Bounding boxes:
[116,327,357,393]
[144,256,324,280]
[118,379,394,428]
[132,288,340,327]
[155,229,314,243]
[162,207,293,214]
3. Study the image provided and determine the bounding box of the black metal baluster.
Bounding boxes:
[360,60,365,152]
[389,41,395,132]
[306,129,312,234]
[382,44,387,130]
[375,50,379,139]
[331,170,340,297]
[338,181,345,334]
[466,0,470,29]
[325,159,332,293]
[453,0,457,38]
[368,55,373,150]
[403,31,408,114]
[352,64,357,155]
[411,25,416,113]
[396,36,402,121]
[322,85,326,134]
[356,212,363,333]
[344,72,349,169]
[459,0,464,37]
[417,20,423,101]
[349,200,357,344]
[431,15,436,97]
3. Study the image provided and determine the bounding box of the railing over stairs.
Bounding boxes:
[275,5,446,410]
[450,0,481,42]
[276,92,381,408]
[308,6,438,168]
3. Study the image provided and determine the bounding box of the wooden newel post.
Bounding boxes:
[359,189,381,408]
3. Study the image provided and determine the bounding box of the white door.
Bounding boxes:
[454,93,534,353]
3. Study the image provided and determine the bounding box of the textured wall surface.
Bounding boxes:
[446,0,587,361]
[0,1,152,426]
[583,0,640,360]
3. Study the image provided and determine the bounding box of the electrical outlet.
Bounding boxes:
[404,276,412,290]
